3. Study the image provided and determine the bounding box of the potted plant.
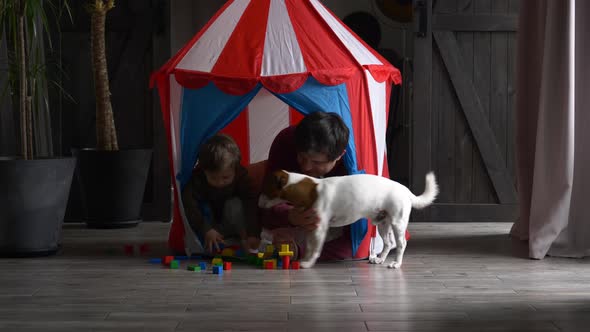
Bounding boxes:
[0,0,75,256]
[74,0,152,228]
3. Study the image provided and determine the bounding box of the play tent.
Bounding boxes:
[151,0,402,258]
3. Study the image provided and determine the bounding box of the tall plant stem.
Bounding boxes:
[90,0,118,151]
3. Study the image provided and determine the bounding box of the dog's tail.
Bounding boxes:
[410,172,439,209]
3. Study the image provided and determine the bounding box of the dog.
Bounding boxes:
[258,171,438,269]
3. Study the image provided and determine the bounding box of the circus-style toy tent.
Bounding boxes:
[151,0,402,257]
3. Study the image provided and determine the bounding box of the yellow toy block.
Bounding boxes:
[211,257,223,266]
[278,243,293,257]
[257,252,264,259]
[265,244,275,254]
[278,250,293,257]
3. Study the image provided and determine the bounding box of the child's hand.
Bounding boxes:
[204,228,224,253]
[246,236,260,251]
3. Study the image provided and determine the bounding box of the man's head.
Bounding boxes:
[295,112,349,178]
[198,134,241,188]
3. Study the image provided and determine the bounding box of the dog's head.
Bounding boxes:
[258,170,318,210]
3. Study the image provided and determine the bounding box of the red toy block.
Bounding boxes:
[124,244,134,255]
[264,261,274,270]
[282,256,290,270]
[223,262,232,270]
[291,261,300,270]
[163,255,174,266]
[139,243,150,255]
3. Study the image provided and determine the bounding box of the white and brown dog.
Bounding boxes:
[259,171,438,269]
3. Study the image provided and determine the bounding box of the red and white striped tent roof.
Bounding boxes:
[152,0,402,256]
[155,0,401,94]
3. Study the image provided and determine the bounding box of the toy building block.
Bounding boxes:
[291,261,300,270]
[211,258,223,266]
[256,252,265,266]
[278,244,294,257]
[199,262,207,270]
[265,244,275,254]
[247,254,257,265]
[264,259,278,269]
[223,262,232,270]
[212,266,223,275]
[148,258,162,264]
[264,260,274,270]
[163,256,174,266]
[282,256,290,269]
[175,255,189,260]
[139,243,150,255]
[170,260,180,269]
[124,244,134,256]
[187,264,201,272]
[235,249,244,257]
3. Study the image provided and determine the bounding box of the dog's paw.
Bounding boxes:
[368,254,378,264]
[387,261,401,269]
[299,260,315,269]
[370,256,385,264]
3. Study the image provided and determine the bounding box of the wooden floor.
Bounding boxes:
[1,222,589,332]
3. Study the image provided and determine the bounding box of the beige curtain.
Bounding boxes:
[510,0,590,259]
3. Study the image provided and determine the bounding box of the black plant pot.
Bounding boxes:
[0,157,76,257]
[74,149,152,228]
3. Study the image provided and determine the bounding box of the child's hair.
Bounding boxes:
[198,134,241,172]
[295,111,349,161]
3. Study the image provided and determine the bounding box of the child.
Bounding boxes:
[182,134,260,254]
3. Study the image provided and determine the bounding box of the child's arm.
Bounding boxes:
[181,180,212,239]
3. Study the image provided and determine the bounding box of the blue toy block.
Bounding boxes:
[199,262,207,270]
[175,255,189,260]
[212,265,223,275]
[148,258,162,264]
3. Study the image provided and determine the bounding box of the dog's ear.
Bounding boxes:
[274,171,288,189]
[261,170,288,197]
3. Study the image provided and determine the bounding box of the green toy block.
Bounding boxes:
[170,260,180,269]
[187,264,201,272]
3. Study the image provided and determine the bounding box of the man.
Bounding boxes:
[259,111,357,260]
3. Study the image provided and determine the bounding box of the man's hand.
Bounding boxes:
[204,228,224,253]
[288,207,320,231]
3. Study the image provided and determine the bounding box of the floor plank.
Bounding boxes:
[1,222,589,332]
